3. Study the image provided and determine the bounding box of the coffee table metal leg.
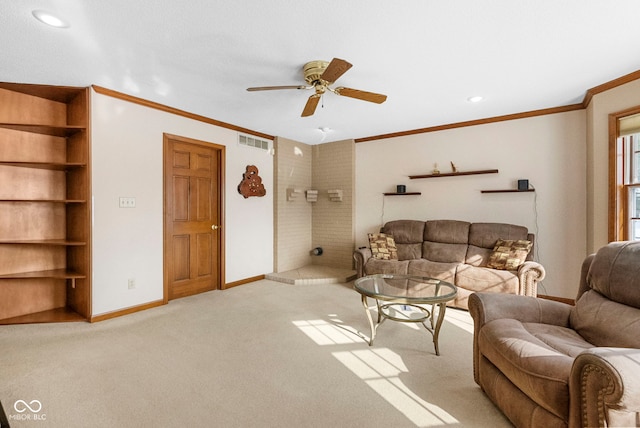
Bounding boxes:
[431,302,447,356]
[361,294,376,345]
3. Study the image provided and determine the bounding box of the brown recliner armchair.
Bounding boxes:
[469,241,640,427]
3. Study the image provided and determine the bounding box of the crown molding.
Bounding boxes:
[92,85,274,141]
[355,69,640,143]
[582,69,640,108]
[355,103,583,143]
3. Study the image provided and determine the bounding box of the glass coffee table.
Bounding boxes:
[354,274,457,355]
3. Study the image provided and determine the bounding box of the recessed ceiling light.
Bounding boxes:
[32,10,69,28]
[467,96,484,103]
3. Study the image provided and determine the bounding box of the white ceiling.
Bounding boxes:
[3,1,640,144]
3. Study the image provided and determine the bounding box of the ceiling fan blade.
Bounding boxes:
[320,58,352,83]
[247,85,308,91]
[334,87,387,104]
[301,94,321,117]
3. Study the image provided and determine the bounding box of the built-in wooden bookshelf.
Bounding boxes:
[0,82,91,324]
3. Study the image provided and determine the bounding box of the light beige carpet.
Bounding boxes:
[0,280,511,427]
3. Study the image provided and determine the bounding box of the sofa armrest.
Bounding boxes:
[353,248,372,278]
[516,261,546,297]
[569,347,640,428]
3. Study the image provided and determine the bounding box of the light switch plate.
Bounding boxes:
[119,197,136,208]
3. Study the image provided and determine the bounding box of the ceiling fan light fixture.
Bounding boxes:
[247,57,387,117]
[467,96,484,103]
[32,10,69,28]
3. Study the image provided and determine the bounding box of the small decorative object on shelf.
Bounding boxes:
[450,161,458,173]
[327,189,343,202]
[432,163,440,174]
[517,179,529,190]
[305,190,318,202]
[396,185,406,193]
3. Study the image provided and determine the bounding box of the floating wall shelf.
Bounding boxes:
[481,189,535,194]
[305,190,318,202]
[286,188,302,201]
[383,192,422,196]
[327,189,343,202]
[409,169,499,179]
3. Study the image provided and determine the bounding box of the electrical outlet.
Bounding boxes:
[119,197,136,208]
[128,278,135,289]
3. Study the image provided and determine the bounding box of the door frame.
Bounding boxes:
[162,133,225,303]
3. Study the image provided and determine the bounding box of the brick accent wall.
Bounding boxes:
[274,137,312,271]
[311,140,355,270]
[273,137,355,272]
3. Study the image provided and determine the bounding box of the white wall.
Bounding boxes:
[356,110,587,299]
[586,78,640,253]
[91,91,273,316]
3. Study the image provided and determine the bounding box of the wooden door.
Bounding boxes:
[163,134,224,301]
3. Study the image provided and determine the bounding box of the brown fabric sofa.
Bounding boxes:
[353,219,546,309]
[469,241,640,428]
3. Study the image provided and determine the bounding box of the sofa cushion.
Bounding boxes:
[466,223,529,265]
[570,289,640,348]
[487,239,532,270]
[478,318,593,421]
[422,242,468,263]
[421,220,470,263]
[455,264,519,294]
[396,243,423,261]
[381,220,425,260]
[364,259,409,276]
[368,233,398,260]
[424,220,470,244]
[406,259,459,283]
[381,220,425,244]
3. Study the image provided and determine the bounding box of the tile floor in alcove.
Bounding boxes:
[266,265,356,285]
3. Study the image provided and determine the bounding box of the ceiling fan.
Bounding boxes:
[246,58,387,117]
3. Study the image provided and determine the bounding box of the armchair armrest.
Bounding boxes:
[517,261,546,297]
[353,248,372,278]
[569,347,640,428]
[469,292,572,329]
[469,292,573,386]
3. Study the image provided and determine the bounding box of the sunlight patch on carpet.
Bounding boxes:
[333,349,459,427]
[442,309,474,334]
[292,319,363,345]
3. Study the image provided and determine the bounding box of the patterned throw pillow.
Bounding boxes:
[487,239,532,270]
[368,233,398,260]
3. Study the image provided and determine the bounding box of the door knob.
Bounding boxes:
[211,225,220,230]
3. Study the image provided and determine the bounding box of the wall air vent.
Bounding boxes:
[238,133,270,151]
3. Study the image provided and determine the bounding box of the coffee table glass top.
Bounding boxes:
[354,274,457,303]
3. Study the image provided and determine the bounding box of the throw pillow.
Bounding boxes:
[368,233,398,260]
[487,239,532,270]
